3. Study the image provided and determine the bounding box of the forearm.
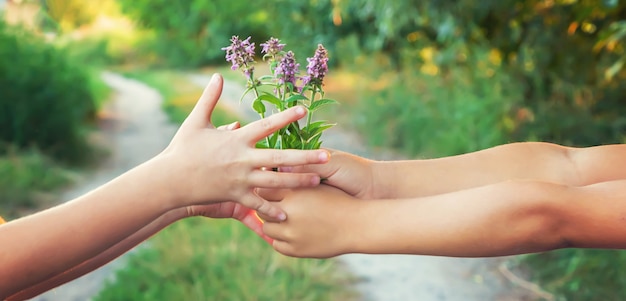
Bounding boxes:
[353,180,571,257]
[0,157,178,298]
[6,208,186,300]
[374,142,626,198]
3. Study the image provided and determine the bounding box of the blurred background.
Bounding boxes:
[1,0,626,300]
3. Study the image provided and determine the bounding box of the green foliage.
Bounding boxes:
[55,31,146,67]
[521,249,626,301]
[39,0,104,32]
[355,51,519,157]
[116,0,269,67]
[94,218,356,301]
[0,147,73,217]
[114,0,626,143]
[327,0,626,146]
[0,21,103,163]
[263,0,341,64]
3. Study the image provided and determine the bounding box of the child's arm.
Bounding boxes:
[302,143,626,199]
[7,202,266,300]
[262,180,626,258]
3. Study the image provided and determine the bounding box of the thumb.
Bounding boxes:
[185,73,224,128]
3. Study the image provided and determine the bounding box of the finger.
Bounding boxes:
[239,192,286,221]
[249,170,320,189]
[217,121,240,131]
[263,222,290,241]
[251,149,330,167]
[240,106,307,143]
[256,188,288,201]
[279,148,337,174]
[272,240,300,258]
[184,73,224,128]
[239,210,273,244]
[255,211,283,223]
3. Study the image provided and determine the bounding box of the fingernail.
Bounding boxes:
[295,106,306,116]
[279,166,293,172]
[210,73,219,85]
[278,212,287,221]
[319,151,329,162]
[226,122,237,130]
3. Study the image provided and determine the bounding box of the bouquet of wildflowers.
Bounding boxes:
[222,36,337,150]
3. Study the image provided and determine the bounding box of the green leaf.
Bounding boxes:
[252,99,266,115]
[268,132,279,149]
[258,75,275,82]
[308,98,339,112]
[256,139,268,149]
[303,121,335,135]
[275,134,282,149]
[304,134,322,149]
[285,94,308,105]
[302,122,334,142]
[239,87,254,103]
[258,93,283,109]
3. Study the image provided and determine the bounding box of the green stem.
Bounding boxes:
[306,87,318,143]
[248,70,271,148]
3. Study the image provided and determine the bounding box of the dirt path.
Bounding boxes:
[31,72,535,301]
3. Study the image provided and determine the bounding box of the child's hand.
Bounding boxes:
[183,202,272,244]
[260,185,360,258]
[281,149,376,199]
[156,74,330,221]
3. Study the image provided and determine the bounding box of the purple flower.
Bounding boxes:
[275,51,300,90]
[260,37,285,57]
[221,36,256,77]
[303,44,329,87]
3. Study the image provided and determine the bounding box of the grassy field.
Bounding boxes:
[93,70,358,301]
[0,148,75,218]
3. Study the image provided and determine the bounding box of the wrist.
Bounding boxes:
[347,199,387,254]
[370,161,397,199]
[134,154,187,211]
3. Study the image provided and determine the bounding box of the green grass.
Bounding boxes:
[519,249,626,301]
[94,70,357,301]
[95,218,356,301]
[0,147,75,219]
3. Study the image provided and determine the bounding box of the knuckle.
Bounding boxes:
[260,118,274,131]
[272,152,285,165]
[303,175,315,186]
[254,199,270,212]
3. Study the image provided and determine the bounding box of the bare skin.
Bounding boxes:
[262,144,626,258]
[0,74,330,299]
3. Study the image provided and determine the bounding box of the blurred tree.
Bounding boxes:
[330,0,626,146]
[0,20,98,163]
[39,0,108,32]
[117,0,269,67]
